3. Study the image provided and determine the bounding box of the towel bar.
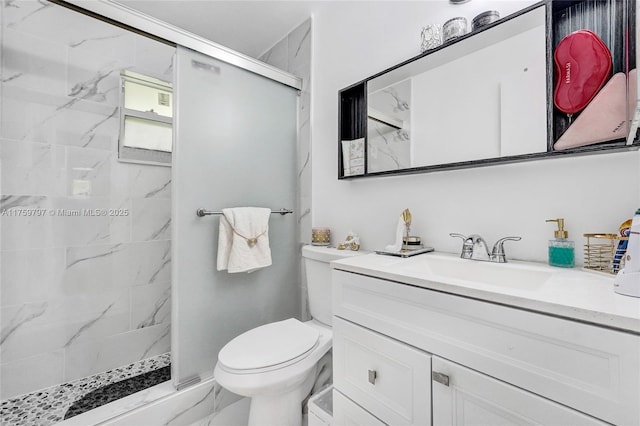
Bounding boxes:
[196,208,293,217]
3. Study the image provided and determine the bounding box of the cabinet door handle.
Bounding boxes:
[432,371,450,387]
[368,369,377,384]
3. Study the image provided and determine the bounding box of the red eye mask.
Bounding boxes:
[554,29,612,115]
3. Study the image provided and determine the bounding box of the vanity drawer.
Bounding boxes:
[333,389,387,426]
[333,270,640,425]
[333,317,431,426]
[431,356,607,425]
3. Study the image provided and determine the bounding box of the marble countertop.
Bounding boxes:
[331,252,640,334]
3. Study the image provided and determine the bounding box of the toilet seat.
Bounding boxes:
[218,318,320,374]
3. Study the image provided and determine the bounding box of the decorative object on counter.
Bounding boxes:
[442,17,468,42]
[553,30,612,121]
[396,208,421,250]
[546,218,575,268]
[337,231,361,251]
[378,208,434,257]
[614,208,640,297]
[553,70,637,150]
[384,208,410,252]
[420,24,443,52]
[402,208,412,239]
[402,236,423,250]
[398,208,426,250]
[311,227,331,246]
[471,10,500,31]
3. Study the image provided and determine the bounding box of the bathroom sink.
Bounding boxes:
[398,254,553,290]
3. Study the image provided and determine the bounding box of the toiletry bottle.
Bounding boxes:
[614,208,640,297]
[546,218,575,268]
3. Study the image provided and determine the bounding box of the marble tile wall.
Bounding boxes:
[1,0,174,400]
[259,19,312,319]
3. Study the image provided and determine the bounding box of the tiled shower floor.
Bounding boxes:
[0,353,171,426]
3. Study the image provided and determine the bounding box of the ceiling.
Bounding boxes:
[115,0,320,58]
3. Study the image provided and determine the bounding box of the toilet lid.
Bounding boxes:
[218,318,320,371]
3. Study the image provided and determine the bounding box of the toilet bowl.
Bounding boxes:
[214,319,331,425]
[213,245,362,426]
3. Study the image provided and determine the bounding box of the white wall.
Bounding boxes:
[310,0,640,265]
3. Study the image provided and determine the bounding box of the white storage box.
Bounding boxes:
[307,385,333,426]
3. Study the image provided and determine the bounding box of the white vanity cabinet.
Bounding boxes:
[332,268,640,426]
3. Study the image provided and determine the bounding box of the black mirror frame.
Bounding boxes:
[338,0,639,180]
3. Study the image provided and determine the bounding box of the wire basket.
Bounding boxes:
[583,233,628,274]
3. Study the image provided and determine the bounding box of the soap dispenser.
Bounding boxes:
[546,218,575,268]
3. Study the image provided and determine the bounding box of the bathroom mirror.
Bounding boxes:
[339,0,639,178]
[367,5,546,173]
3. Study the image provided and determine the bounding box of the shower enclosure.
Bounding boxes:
[0,1,301,424]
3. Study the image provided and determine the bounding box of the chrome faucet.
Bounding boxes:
[450,233,521,263]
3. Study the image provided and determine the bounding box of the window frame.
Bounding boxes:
[118,70,174,167]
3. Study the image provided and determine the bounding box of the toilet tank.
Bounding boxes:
[302,245,363,326]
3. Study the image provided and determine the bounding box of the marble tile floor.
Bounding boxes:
[0,353,170,426]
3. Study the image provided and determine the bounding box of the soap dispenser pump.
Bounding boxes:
[546,218,575,268]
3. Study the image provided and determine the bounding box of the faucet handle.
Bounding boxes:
[491,236,522,263]
[450,233,472,259]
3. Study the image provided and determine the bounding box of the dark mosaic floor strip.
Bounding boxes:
[64,366,171,419]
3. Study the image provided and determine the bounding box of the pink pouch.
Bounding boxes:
[554,69,637,150]
[554,30,612,115]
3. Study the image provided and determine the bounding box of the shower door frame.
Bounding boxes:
[51,0,302,91]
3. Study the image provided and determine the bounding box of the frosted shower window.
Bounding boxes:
[119,71,173,165]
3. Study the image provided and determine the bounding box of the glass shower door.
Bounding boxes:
[172,46,299,389]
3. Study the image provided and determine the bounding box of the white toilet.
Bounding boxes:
[214,245,362,426]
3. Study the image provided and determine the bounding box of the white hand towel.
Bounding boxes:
[217,207,272,273]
